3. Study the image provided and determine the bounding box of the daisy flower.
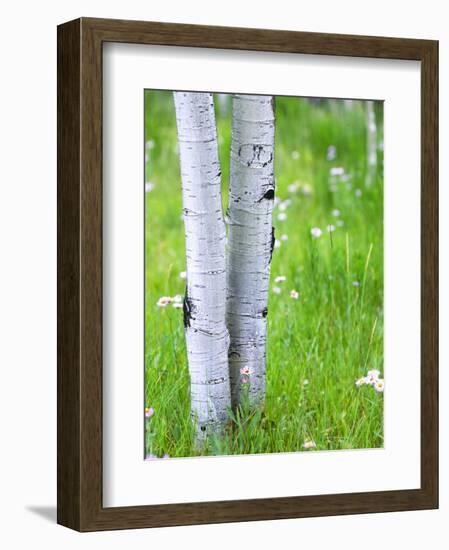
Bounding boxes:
[240,366,254,376]
[290,290,299,299]
[303,440,316,449]
[373,379,385,393]
[367,369,381,384]
[274,275,287,283]
[145,407,154,418]
[156,296,171,307]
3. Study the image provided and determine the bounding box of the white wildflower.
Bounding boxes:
[330,166,345,177]
[303,440,316,449]
[311,227,322,238]
[156,296,171,308]
[373,379,385,393]
[327,145,337,161]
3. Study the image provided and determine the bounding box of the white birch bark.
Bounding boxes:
[173,92,231,442]
[226,94,276,409]
[366,100,377,186]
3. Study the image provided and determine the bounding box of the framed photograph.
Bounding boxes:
[57,17,438,531]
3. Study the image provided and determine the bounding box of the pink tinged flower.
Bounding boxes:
[367,369,381,384]
[303,440,316,449]
[240,365,254,376]
[157,296,171,307]
[373,379,385,392]
[145,407,154,418]
[290,290,299,300]
[311,227,322,238]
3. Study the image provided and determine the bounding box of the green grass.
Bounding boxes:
[144,91,384,458]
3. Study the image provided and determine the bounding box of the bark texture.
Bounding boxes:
[173,92,231,442]
[366,100,377,186]
[226,94,276,409]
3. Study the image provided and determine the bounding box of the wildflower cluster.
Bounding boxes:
[156,294,183,309]
[355,369,384,393]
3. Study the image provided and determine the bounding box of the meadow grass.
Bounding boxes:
[144,92,384,458]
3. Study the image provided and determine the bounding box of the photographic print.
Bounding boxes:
[144,91,384,459]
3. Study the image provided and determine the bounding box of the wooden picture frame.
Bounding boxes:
[57,17,438,531]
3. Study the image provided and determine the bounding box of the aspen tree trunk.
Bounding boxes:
[226,94,276,410]
[173,92,231,442]
[366,100,377,187]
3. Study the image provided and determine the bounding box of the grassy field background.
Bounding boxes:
[144,92,384,459]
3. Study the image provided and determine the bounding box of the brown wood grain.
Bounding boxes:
[57,17,438,532]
